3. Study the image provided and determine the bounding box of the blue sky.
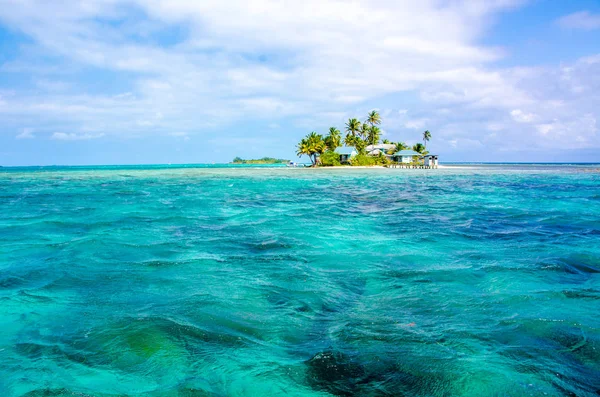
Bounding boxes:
[1,0,600,165]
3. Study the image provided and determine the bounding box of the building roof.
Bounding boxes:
[393,150,423,156]
[335,146,357,155]
[366,144,396,151]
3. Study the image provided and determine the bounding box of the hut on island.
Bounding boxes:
[391,150,423,164]
[366,144,396,157]
[423,154,439,168]
[335,147,358,163]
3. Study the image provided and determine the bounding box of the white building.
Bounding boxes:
[392,150,423,164]
[423,154,439,168]
[366,144,396,157]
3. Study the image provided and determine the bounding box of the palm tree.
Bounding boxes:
[394,142,409,152]
[297,132,326,166]
[367,126,381,146]
[359,123,371,140]
[345,118,362,137]
[382,139,391,144]
[422,130,431,148]
[366,110,381,127]
[413,143,426,154]
[324,127,342,151]
[354,138,366,155]
[308,132,326,164]
[344,133,358,148]
[296,138,311,163]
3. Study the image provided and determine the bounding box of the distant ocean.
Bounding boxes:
[1,164,599,396]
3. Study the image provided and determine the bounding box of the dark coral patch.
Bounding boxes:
[306,350,367,396]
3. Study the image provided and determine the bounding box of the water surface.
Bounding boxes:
[1,164,599,396]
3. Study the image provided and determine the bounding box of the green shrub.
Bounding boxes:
[350,154,376,166]
[319,151,341,167]
[349,153,390,166]
[375,153,391,165]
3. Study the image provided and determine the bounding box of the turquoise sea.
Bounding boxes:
[1,164,599,396]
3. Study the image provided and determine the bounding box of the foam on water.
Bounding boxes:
[1,164,599,396]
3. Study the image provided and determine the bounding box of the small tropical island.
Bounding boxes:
[231,157,290,165]
[296,110,437,168]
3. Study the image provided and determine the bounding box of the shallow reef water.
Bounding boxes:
[1,164,600,396]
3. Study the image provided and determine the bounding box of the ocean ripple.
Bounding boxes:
[1,165,600,396]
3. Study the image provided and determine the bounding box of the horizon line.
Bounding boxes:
[3,161,600,169]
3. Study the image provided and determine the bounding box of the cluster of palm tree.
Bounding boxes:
[296,132,326,166]
[296,110,432,166]
[344,110,383,151]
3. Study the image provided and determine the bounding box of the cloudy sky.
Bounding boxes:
[1,0,599,165]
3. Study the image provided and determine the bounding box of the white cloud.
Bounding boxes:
[0,1,522,115]
[421,54,600,150]
[0,0,598,155]
[16,128,35,139]
[51,132,105,141]
[536,124,553,135]
[510,109,537,123]
[557,11,600,30]
[534,114,597,147]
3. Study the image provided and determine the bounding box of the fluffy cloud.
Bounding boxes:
[0,0,598,155]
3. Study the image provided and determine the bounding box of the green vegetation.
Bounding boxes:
[295,110,433,167]
[319,151,341,167]
[232,157,290,164]
[324,127,342,151]
[350,153,390,166]
[412,143,426,154]
[345,118,362,138]
[348,154,376,166]
[296,132,326,166]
